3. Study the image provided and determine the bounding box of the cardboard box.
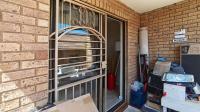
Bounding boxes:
[43,94,98,112]
[163,83,186,101]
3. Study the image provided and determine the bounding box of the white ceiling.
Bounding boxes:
[119,0,184,13]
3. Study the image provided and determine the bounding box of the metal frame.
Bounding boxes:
[50,1,106,112]
[49,0,128,112]
[50,25,106,101]
[64,0,128,21]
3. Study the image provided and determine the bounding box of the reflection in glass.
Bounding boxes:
[57,34,102,87]
[59,1,100,31]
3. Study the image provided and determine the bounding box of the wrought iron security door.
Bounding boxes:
[49,0,107,111]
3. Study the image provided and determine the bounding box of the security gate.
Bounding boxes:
[49,0,107,111]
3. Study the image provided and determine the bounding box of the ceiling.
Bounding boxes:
[118,0,184,13]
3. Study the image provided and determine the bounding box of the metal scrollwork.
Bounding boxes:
[70,4,97,28]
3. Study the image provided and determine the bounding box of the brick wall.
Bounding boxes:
[0,0,140,111]
[0,0,49,111]
[141,0,200,66]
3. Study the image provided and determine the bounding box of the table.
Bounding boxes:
[161,97,200,112]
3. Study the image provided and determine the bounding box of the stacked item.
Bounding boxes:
[161,73,200,112]
[145,61,171,111]
[130,81,147,109]
[162,72,200,102]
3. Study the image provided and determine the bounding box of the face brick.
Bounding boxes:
[1,52,35,61]
[141,0,200,65]
[3,33,35,42]
[2,69,35,82]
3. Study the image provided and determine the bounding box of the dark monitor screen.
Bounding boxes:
[182,55,200,84]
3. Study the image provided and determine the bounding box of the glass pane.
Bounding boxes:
[57,34,102,87]
[71,5,80,25]
[59,2,100,29]
[106,17,124,110]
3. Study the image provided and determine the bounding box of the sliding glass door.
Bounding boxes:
[106,16,125,111]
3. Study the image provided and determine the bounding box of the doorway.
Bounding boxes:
[106,16,125,111]
[49,1,127,111]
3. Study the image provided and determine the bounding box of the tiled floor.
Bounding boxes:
[106,90,121,110]
[124,106,141,112]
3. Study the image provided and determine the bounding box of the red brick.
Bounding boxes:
[0,1,20,14]
[4,0,37,8]
[36,83,48,92]
[0,81,20,93]
[37,0,50,4]
[0,99,19,111]
[2,12,35,25]
[20,91,48,105]
[37,35,48,42]
[0,22,20,32]
[3,33,35,42]
[35,51,48,60]
[0,62,19,72]
[0,43,20,51]
[1,52,35,61]
[1,86,35,101]
[20,75,48,87]
[8,103,35,112]
[38,3,49,12]
[21,60,48,69]
[2,69,35,82]
[38,19,49,27]
[22,44,48,51]
[36,67,48,76]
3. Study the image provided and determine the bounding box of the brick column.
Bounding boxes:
[0,0,50,111]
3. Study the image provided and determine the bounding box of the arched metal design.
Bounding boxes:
[49,26,107,111]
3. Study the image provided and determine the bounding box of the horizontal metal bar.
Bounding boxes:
[50,48,105,51]
[57,48,105,50]
[59,60,100,67]
[49,54,103,61]
[58,61,100,68]
[49,68,55,71]
[58,74,105,91]
[48,89,55,93]
[58,68,101,80]
[50,39,105,44]
[58,66,95,75]
[58,40,101,43]
[51,33,96,38]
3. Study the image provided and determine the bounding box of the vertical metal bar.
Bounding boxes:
[69,0,72,25]
[125,22,128,100]
[120,21,123,99]
[86,82,88,94]
[104,14,108,111]
[99,79,102,112]
[55,0,60,103]
[80,83,82,96]
[99,14,103,112]
[73,86,75,99]
[95,79,97,105]
[65,88,68,100]
[61,0,64,26]
[90,80,92,96]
